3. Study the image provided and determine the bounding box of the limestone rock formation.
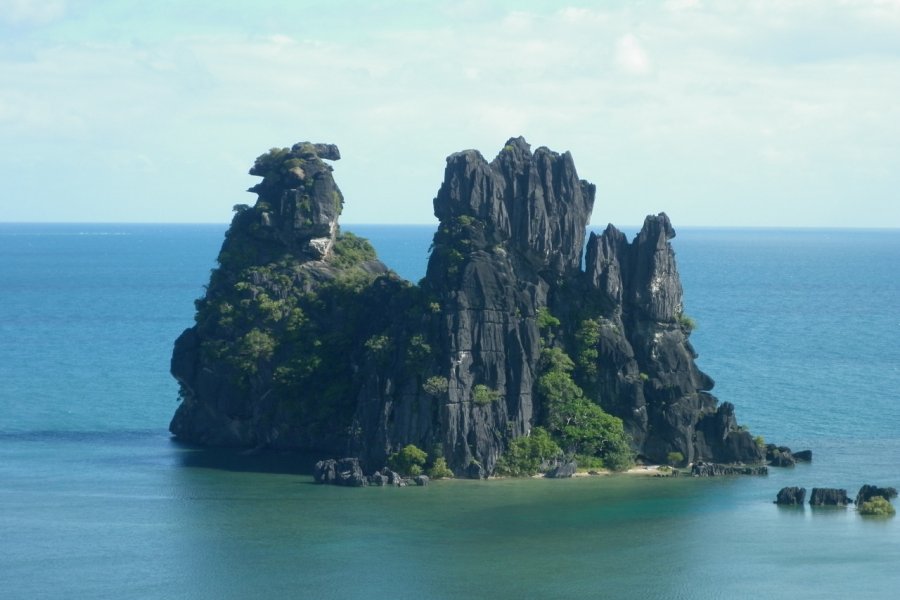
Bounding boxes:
[809,488,849,506]
[545,461,578,479]
[855,484,898,506]
[690,462,768,477]
[314,458,367,487]
[775,487,807,505]
[169,137,765,476]
[765,445,812,467]
[170,142,390,450]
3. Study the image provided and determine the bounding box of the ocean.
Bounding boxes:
[1,223,898,599]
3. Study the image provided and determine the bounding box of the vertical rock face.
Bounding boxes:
[416,138,595,473]
[170,137,764,474]
[581,214,766,464]
[432,137,595,274]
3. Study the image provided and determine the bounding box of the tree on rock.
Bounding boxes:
[388,444,428,476]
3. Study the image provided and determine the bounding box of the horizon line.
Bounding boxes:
[1,221,899,232]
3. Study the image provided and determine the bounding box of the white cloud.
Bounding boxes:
[1,2,900,226]
[840,0,900,23]
[614,34,651,74]
[665,0,702,11]
[0,0,65,25]
[267,34,295,46]
[557,6,609,23]
[501,11,535,33]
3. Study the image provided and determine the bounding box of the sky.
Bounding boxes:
[1,0,899,228]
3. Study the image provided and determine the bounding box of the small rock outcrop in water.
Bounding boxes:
[545,460,578,479]
[809,488,849,506]
[765,445,812,467]
[791,449,812,462]
[314,458,367,487]
[855,485,898,506]
[775,487,807,505]
[170,138,766,476]
[690,462,768,477]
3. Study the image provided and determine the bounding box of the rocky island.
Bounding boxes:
[170,138,766,477]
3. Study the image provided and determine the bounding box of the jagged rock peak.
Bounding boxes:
[433,137,596,275]
[630,212,683,322]
[239,141,345,260]
[292,142,341,161]
[585,213,683,322]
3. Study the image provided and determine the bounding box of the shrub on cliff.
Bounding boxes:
[422,376,449,397]
[536,307,561,331]
[473,384,501,406]
[676,313,697,333]
[575,318,601,382]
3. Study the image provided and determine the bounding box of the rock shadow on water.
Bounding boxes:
[170,438,319,479]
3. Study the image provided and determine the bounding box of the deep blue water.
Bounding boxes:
[1,223,899,599]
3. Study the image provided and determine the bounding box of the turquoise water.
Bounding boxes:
[1,224,899,598]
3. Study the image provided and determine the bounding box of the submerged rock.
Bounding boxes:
[545,461,577,479]
[170,138,766,477]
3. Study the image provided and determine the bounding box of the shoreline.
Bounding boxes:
[517,465,671,480]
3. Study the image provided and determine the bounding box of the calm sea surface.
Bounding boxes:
[1,223,899,599]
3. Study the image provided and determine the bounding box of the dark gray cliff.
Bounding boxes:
[581,215,762,465]
[353,138,596,473]
[170,142,391,451]
[170,137,764,473]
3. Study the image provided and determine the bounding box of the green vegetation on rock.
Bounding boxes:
[859,496,896,516]
[677,313,697,333]
[388,444,428,476]
[331,231,377,269]
[535,330,634,472]
[495,427,561,477]
[473,384,501,406]
[427,457,454,479]
[495,312,636,476]
[666,451,685,467]
[423,376,449,397]
[188,217,391,441]
[536,306,561,331]
[405,334,432,370]
[574,318,601,381]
